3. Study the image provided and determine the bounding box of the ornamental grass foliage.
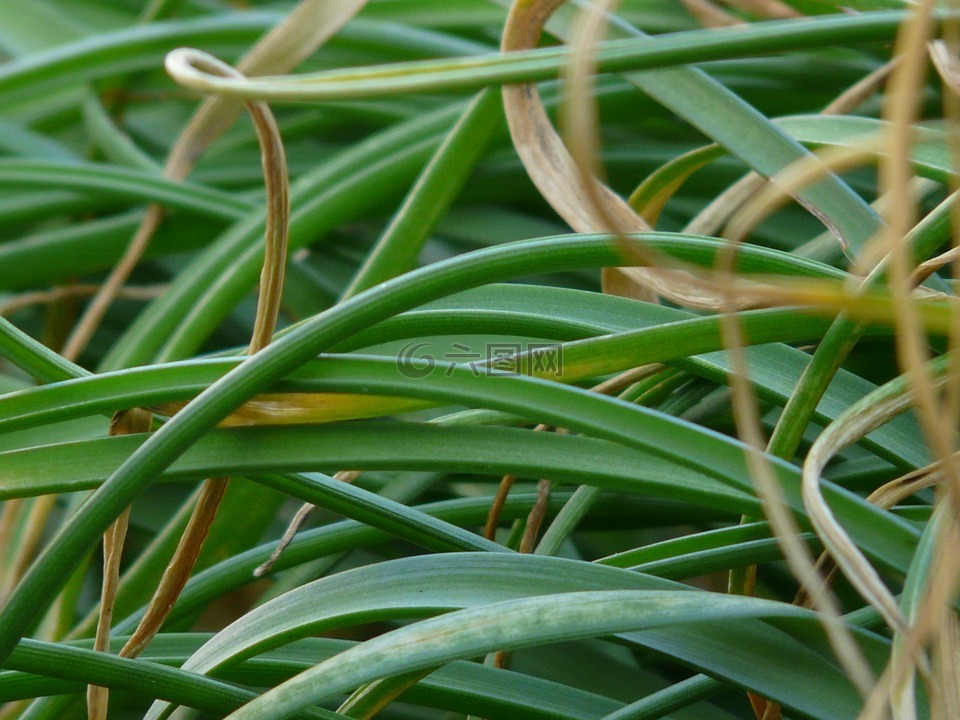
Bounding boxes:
[0,1,959,719]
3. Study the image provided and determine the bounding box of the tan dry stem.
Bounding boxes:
[485,473,522,541]
[502,0,658,299]
[87,507,131,720]
[0,285,166,318]
[503,0,641,233]
[866,5,960,716]
[913,243,960,285]
[719,279,876,697]
[803,390,916,634]
[118,52,290,660]
[485,422,550,541]
[707,55,925,711]
[253,470,362,577]
[930,39,960,416]
[719,0,800,19]
[0,500,20,602]
[60,0,367,361]
[564,0,636,237]
[503,0,743,310]
[87,407,152,720]
[930,33,960,415]
[118,477,229,658]
[1,496,59,604]
[680,0,743,28]
[519,477,555,553]
[881,0,953,492]
[822,60,899,116]
[480,364,663,682]
[484,364,660,541]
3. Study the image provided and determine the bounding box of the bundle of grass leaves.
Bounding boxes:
[1,1,958,719]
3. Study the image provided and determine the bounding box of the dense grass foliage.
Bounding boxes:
[0,1,958,719]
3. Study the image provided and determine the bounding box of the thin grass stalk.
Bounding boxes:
[870,4,951,715]
[116,51,289,661]
[84,412,145,720]
[59,0,367,362]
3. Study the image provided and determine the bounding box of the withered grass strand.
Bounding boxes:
[86,407,151,720]
[117,50,290,661]
[59,0,368,362]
